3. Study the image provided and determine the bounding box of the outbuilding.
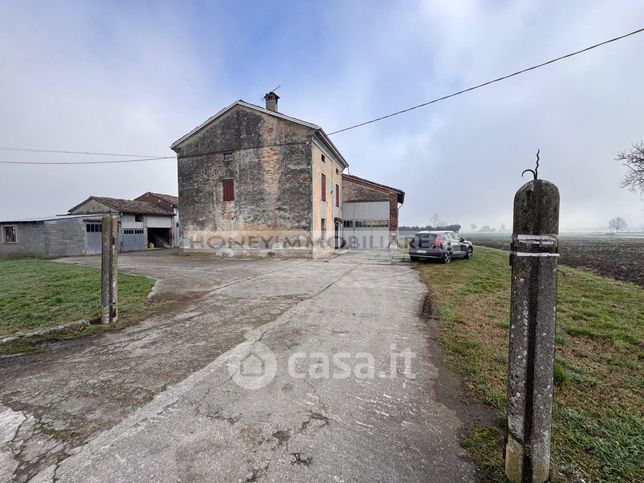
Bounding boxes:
[341,174,405,249]
[0,215,102,258]
[68,196,176,251]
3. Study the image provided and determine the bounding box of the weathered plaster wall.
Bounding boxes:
[0,219,87,258]
[175,105,315,254]
[43,219,88,257]
[311,142,343,253]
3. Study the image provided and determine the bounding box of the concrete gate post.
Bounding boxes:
[101,214,118,324]
[505,178,559,482]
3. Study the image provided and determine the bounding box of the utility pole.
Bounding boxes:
[101,214,118,324]
[505,170,559,482]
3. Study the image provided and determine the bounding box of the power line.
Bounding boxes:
[327,26,644,135]
[0,147,169,158]
[0,141,310,165]
[0,156,173,165]
[2,26,643,164]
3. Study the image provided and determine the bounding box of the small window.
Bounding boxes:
[321,218,326,239]
[335,184,340,207]
[223,179,235,201]
[321,154,325,162]
[223,152,233,162]
[344,220,353,228]
[86,223,102,233]
[135,214,143,222]
[3,226,17,243]
[321,174,326,202]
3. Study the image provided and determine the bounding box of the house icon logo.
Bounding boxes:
[228,341,277,390]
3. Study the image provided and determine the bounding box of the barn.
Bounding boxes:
[341,174,405,250]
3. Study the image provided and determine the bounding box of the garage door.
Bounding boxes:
[342,202,392,250]
[121,228,146,252]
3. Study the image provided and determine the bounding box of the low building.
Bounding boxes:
[134,192,180,247]
[171,92,348,257]
[0,215,102,258]
[342,174,405,249]
[68,196,176,251]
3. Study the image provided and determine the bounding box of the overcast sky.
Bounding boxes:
[1,0,643,231]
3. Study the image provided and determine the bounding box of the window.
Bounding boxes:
[343,220,353,228]
[336,168,339,175]
[123,228,144,235]
[134,214,143,222]
[223,179,235,201]
[321,218,326,239]
[3,226,17,243]
[335,184,340,207]
[321,174,326,202]
[321,154,325,162]
[223,152,233,162]
[85,223,102,233]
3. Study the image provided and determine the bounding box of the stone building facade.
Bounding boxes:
[171,94,348,257]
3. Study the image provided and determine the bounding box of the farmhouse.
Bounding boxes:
[172,92,404,256]
[68,196,178,251]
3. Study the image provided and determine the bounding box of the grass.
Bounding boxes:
[418,246,643,482]
[0,259,158,351]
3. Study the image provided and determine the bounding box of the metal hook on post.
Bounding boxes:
[522,149,540,180]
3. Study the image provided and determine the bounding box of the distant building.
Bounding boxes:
[68,195,177,251]
[172,92,404,256]
[0,215,102,258]
[0,193,179,258]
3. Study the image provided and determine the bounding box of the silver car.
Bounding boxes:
[409,230,473,263]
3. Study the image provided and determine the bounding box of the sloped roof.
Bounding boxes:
[137,192,178,207]
[69,197,174,216]
[342,174,405,204]
[170,100,348,168]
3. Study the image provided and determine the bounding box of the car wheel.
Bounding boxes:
[465,247,473,259]
[442,252,451,264]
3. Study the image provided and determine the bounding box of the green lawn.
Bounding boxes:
[418,247,643,482]
[0,259,157,343]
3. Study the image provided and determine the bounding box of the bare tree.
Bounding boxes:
[470,223,477,232]
[431,213,440,227]
[608,217,627,233]
[616,142,644,195]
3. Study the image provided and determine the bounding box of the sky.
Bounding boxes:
[1,0,643,231]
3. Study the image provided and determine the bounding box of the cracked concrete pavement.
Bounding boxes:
[0,250,478,482]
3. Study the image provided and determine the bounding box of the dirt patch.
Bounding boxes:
[468,235,644,287]
[418,287,499,474]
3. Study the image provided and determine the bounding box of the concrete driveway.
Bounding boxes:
[0,250,477,482]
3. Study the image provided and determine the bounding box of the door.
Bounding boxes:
[85,222,102,255]
[121,228,146,251]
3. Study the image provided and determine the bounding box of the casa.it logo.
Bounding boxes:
[227,342,278,390]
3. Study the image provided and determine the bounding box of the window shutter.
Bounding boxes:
[336,184,340,207]
[223,179,234,201]
[321,174,326,202]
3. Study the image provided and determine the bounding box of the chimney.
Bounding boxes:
[264,91,279,112]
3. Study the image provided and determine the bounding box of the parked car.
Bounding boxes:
[409,230,473,263]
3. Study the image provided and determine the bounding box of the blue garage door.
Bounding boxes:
[121,228,146,252]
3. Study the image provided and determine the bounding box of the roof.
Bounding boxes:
[170,99,349,169]
[137,192,178,207]
[69,197,174,216]
[0,214,101,223]
[342,174,405,204]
